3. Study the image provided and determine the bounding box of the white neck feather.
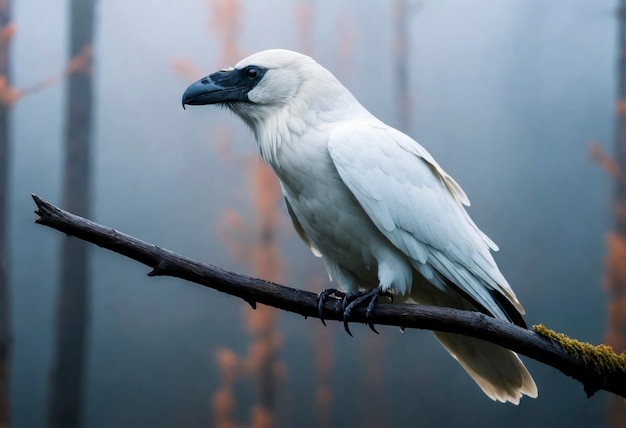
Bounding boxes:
[229,66,371,166]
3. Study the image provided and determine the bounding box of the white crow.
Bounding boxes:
[182,49,538,404]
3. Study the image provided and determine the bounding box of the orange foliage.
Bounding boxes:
[295,0,315,56]
[316,385,332,416]
[212,389,238,428]
[250,162,282,231]
[604,233,626,294]
[221,209,248,235]
[213,158,285,428]
[306,277,333,428]
[589,141,623,179]
[0,22,14,48]
[250,242,281,284]
[245,306,275,334]
[66,45,92,75]
[617,99,626,118]
[336,13,355,82]
[604,233,626,354]
[210,0,241,65]
[314,323,332,428]
[243,337,274,374]
[208,1,278,425]
[209,3,285,412]
[0,76,18,106]
[273,360,287,380]
[213,348,240,428]
[216,348,240,384]
[0,20,95,107]
[0,21,14,75]
[314,328,332,377]
[364,335,386,428]
[170,58,203,81]
[617,203,626,227]
[15,43,94,105]
[250,405,272,428]
[0,22,15,106]
[217,208,250,261]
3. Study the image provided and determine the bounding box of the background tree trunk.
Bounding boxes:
[394,0,410,134]
[606,1,626,426]
[47,0,96,426]
[0,1,11,426]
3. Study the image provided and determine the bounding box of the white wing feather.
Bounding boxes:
[327,121,523,317]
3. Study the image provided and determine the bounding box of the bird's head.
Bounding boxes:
[182,49,359,133]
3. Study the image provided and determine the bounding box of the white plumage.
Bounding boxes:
[183,49,538,404]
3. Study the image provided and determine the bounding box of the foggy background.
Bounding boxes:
[6,0,616,426]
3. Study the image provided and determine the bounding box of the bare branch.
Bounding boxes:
[31,194,626,400]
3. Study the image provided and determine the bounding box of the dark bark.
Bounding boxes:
[47,1,96,426]
[31,194,626,401]
[0,2,10,427]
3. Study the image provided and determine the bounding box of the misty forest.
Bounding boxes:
[1,0,626,427]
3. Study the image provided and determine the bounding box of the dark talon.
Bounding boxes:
[365,289,391,333]
[341,286,391,336]
[366,296,380,334]
[317,289,333,326]
[344,318,353,336]
[317,288,345,326]
[317,286,391,335]
[341,291,357,312]
[375,290,393,333]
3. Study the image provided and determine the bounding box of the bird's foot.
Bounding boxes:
[342,286,393,336]
[317,288,346,326]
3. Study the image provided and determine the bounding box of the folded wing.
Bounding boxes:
[327,121,523,321]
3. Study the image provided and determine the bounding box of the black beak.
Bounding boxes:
[182,70,248,109]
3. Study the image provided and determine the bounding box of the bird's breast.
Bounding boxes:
[272,130,387,285]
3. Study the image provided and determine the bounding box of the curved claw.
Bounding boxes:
[341,285,391,336]
[366,290,385,334]
[342,291,375,336]
[317,289,331,326]
[343,295,366,337]
[343,317,353,337]
[318,302,327,326]
[319,286,390,336]
[317,288,347,326]
[341,291,357,312]
[367,321,380,334]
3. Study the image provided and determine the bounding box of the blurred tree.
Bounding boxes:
[605,0,626,425]
[296,0,315,58]
[209,2,285,427]
[394,0,411,133]
[0,2,11,426]
[47,0,96,426]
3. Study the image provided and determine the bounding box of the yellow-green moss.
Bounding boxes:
[533,323,626,377]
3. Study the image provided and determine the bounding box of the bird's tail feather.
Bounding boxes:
[434,331,537,404]
[408,280,537,404]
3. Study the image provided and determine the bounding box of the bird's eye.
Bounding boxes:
[247,67,259,79]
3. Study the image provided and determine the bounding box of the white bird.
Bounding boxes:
[182,49,538,404]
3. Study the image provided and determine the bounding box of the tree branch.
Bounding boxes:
[31,194,626,400]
